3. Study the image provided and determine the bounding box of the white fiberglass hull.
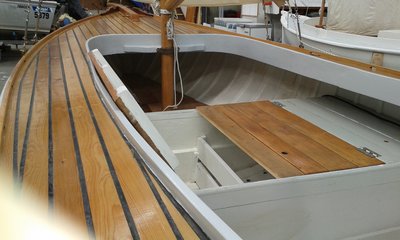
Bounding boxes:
[281,11,400,71]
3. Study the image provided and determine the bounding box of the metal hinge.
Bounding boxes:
[357,147,381,158]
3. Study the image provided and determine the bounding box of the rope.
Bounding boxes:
[163,13,185,111]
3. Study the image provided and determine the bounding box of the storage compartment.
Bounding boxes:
[147,110,274,191]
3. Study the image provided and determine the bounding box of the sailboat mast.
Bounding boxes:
[317,0,326,28]
[160,0,184,109]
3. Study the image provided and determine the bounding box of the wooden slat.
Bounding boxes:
[254,101,384,167]
[79,24,95,39]
[198,101,384,179]
[221,105,329,174]
[49,39,88,230]
[231,103,359,171]
[197,105,304,178]
[99,17,123,34]
[59,32,132,239]
[104,15,128,34]
[113,12,142,34]
[84,21,101,36]
[21,47,49,201]
[68,29,190,238]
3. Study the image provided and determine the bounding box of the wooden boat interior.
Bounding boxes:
[2,3,400,240]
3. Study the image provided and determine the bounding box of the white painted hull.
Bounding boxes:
[87,34,400,239]
[281,11,400,71]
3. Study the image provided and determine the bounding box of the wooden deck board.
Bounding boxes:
[197,105,304,178]
[21,46,49,201]
[65,28,199,238]
[59,31,134,239]
[0,8,208,239]
[197,102,384,178]
[49,38,88,230]
[254,101,384,167]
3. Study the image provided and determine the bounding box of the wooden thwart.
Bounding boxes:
[197,101,384,178]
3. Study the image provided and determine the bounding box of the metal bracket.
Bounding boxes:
[357,147,381,158]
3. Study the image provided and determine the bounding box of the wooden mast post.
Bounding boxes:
[160,0,184,109]
[316,0,326,28]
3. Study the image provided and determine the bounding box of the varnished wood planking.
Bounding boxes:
[197,105,304,178]
[198,102,383,178]
[104,14,130,34]
[59,32,132,239]
[0,7,208,239]
[21,47,49,202]
[84,21,101,36]
[78,24,95,40]
[231,103,359,171]
[67,29,187,239]
[254,101,383,167]
[112,13,142,34]
[16,62,37,173]
[101,15,124,34]
[147,169,201,239]
[49,38,88,232]
[221,105,328,174]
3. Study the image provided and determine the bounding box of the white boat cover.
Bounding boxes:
[133,0,260,6]
[327,0,400,36]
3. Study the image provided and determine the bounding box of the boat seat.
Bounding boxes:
[197,101,384,178]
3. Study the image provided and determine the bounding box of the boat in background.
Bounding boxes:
[0,0,58,35]
[281,0,400,70]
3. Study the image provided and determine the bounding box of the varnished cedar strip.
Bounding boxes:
[138,17,162,33]
[103,15,125,34]
[109,13,137,34]
[69,29,183,239]
[112,13,142,34]
[58,36,94,235]
[96,18,118,34]
[133,20,159,34]
[14,60,37,178]
[0,58,35,182]
[49,39,88,232]
[222,105,328,174]
[21,47,49,201]
[18,56,40,182]
[73,29,90,60]
[90,18,112,35]
[79,24,95,39]
[230,103,358,171]
[148,17,198,34]
[197,105,303,178]
[254,101,384,167]
[77,23,202,237]
[59,33,132,239]
[84,21,101,36]
[116,12,157,34]
[146,168,203,239]
[66,31,142,239]
[0,9,104,183]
